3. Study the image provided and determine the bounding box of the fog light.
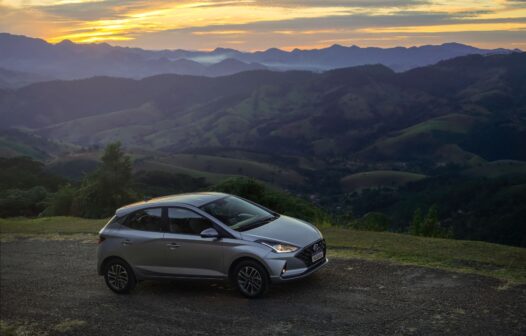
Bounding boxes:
[281,263,287,274]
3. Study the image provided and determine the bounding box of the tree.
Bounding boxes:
[72,142,136,218]
[409,208,423,236]
[409,205,452,238]
[43,184,76,216]
[421,204,439,237]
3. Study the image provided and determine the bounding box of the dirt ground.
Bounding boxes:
[1,238,525,335]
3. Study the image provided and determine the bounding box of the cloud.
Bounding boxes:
[1,0,524,49]
[33,0,166,20]
[166,12,455,33]
[253,0,430,8]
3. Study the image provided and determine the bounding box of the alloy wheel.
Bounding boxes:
[237,266,262,296]
[107,264,129,290]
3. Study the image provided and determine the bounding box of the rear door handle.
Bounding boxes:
[166,242,180,249]
[121,239,132,246]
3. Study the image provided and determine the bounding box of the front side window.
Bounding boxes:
[125,208,163,232]
[167,208,213,235]
[199,196,277,231]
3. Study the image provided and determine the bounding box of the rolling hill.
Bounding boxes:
[0,67,53,89]
[341,171,426,193]
[1,52,525,166]
[0,129,76,160]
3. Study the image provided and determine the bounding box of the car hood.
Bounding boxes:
[241,215,322,247]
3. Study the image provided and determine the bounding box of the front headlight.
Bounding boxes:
[260,241,298,253]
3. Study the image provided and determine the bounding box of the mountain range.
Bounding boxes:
[0,33,519,87]
[1,52,525,165]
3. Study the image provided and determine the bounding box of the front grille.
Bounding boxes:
[295,239,326,267]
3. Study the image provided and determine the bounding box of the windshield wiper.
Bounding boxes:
[237,215,279,232]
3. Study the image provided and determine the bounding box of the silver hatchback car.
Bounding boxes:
[97,192,328,298]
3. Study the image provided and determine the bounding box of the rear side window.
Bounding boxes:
[125,208,163,232]
[166,208,213,235]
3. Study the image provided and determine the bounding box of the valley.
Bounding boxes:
[1,52,525,246]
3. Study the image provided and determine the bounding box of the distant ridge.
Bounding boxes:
[0,32,518,86]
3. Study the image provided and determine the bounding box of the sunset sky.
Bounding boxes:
[1,0,525,51]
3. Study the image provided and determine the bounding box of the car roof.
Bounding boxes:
[115,192,228,217]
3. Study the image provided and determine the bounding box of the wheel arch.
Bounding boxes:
[228,256,270,281]
[99,256,132,275]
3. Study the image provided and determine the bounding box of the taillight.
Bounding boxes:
[98,236,106,244]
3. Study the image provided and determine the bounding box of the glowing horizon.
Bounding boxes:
[1,0,525,51]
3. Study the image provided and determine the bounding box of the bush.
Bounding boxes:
[43,184,76,216]
[0,157,65,191]
[0,186,48,217]
[409,205,451,238]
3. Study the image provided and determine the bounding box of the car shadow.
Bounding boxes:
[129,272,325,299]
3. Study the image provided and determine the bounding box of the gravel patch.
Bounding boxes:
[1,239,525,335]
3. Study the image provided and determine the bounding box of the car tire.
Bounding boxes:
[104,259,136,294]
[233,260,269,298]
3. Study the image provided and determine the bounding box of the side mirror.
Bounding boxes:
[200,227,220,239]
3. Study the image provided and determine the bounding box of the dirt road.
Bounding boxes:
[1,238,525,335]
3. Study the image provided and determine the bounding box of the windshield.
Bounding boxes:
[199,196,278,231]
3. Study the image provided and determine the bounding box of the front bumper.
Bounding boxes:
[263,238,328,283]
[270,257,329,283]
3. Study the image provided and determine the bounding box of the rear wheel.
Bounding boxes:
[104,259,136,294]
[233,260,269,298]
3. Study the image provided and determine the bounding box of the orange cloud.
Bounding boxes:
[1,0,525,49]
[360,22,526,34]
[192,30,249,35]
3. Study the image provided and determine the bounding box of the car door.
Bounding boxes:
[161,207,226,278]
[117,207,167,276]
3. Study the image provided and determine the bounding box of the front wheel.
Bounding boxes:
[233,260,269,298]
[104,259,136,294]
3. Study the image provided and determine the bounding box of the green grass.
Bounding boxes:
[0,217,107,234]
[434,144,485,165]
[164,154,305,186]
[323,227,526,284]
[134,154,305,187]
[340,170,426,192]
[1,217,525,284]
[383,114,477,145]
[362,114,479,159]
[134,160,234,185]
[40,103,163,144]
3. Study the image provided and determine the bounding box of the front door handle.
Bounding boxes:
[166,242,180,250]
[122,239,132,246]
